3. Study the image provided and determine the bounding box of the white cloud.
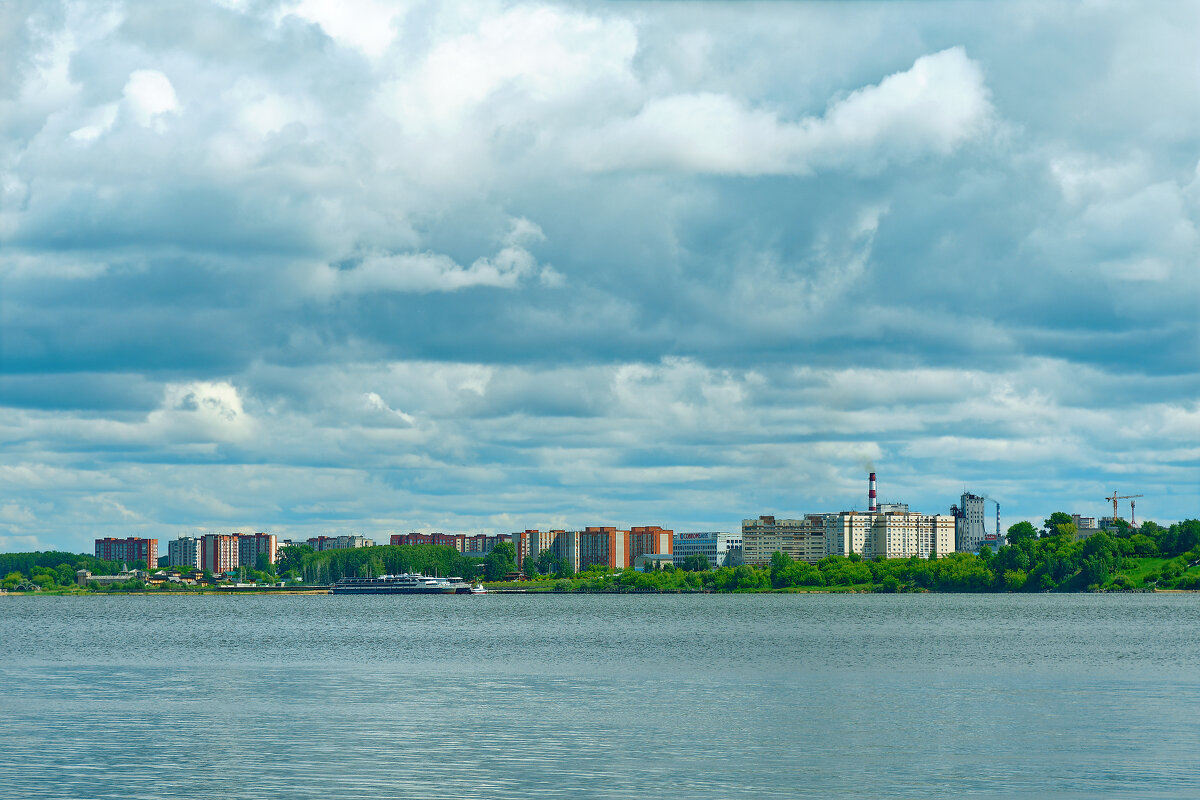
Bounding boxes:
[574,47,993,175]
[122,70,179,130]
[148,381,254,443]
[284,0,406,59]
[308,217,551,295]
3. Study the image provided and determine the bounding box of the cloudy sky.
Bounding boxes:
[2,0,1197,553]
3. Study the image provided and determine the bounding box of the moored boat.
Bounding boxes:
[331,574,469,595]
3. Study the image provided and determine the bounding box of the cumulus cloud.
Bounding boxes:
[0,2,1196,551]
[305,217,556,295]
[122,69,179,129]
[573,47,993,175]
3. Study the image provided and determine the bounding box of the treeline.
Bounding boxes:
[278,543,486,583]
[0,551,132,591]
[510,517,1200,594]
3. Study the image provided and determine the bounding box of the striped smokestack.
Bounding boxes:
[869,472,877,513]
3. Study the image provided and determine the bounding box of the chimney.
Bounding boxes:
[869,472,877,513]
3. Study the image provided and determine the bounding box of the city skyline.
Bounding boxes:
[2,1,1197,555]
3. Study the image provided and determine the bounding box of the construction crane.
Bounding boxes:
[1104,491,1143,524]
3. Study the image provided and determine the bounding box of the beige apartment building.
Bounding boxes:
[741,515,827,565]
[825,511,954,560]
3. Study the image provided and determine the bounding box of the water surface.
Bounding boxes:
[2,593,1197,798]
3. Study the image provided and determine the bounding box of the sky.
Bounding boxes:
[1,0,1198,554]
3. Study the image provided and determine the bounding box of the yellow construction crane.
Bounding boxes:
[1104,491,1143,523]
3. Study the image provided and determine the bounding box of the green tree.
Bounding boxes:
[1042,512,1073,537]
[277,545,314,575]
[522,556,538,579]
[1056,522,1078,539]
[536,549,559,575]
[682,553,710,571]
[484,541,517,580]
[1006,521,1038,545]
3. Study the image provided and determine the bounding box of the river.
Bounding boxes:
[1,593,1197,798]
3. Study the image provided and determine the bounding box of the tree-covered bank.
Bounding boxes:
[489,518,1200,594]
[3,519,1196,595]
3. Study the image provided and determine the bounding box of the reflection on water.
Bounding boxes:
[2,594,1198,799]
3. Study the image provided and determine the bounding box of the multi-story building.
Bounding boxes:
[741,516,827,565]
[510,526,673,572]
[238,532,277,567]
[628,526,673,563]
[201,533,238,574]
[825,511,954,559]
[167,536,202,569]
[306,535,374,551]
[511,529,565,568]
[390,532,466,550]
[94,537,158,568]
[1072,514,1097,530]
[671,532,741,568]
[463,534,511,557]
[954,493,988,552]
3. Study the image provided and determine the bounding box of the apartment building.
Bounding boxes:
[825,511,954,560]
[201,534,239,573]
[390,533,465,550]
[167,536,202,569]
[306,535,374,551]
[510,526,674,572]
[741,516,827,565]
[94,537,158,567]
[238,533,277,568]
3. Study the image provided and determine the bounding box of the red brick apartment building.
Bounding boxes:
[94,537,158,567]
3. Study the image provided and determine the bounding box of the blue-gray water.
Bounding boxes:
[2,593,1198,799]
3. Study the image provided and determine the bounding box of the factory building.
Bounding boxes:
[954,493,988,552]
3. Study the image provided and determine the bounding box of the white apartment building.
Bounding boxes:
[168,536,202,569]
[672,532,742,569]
[306,535,375,551]
[826,511,955,560]
[741,516,827,565]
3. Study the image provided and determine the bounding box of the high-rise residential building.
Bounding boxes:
[95,537,158,568]
[390,533,467,550]
[826,511,954,560]
[672,532,741,568]
[509,526,673,572]
[238,532,277,567]
[741,516,827,565]
[201,534,238,574]
[305,535,374,551]
[511,529,565,568]
[168,536,202,569]
[629,526,672,563]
